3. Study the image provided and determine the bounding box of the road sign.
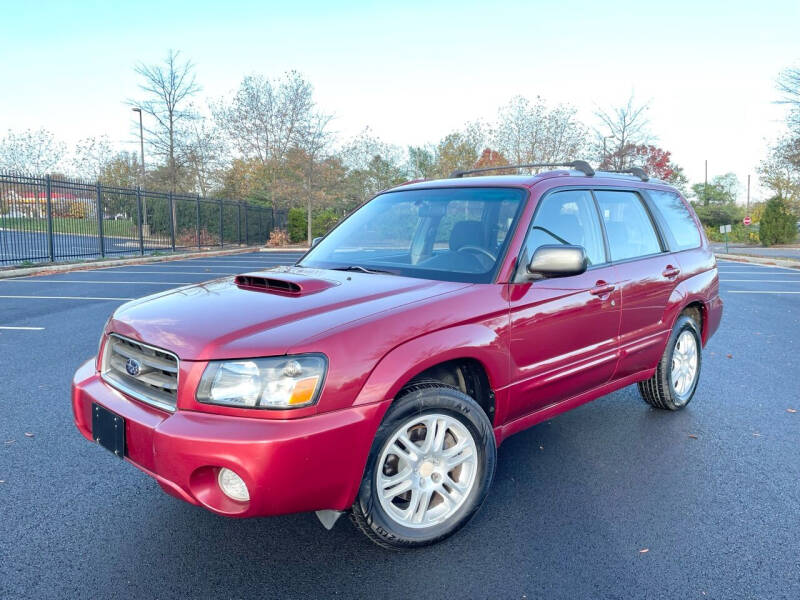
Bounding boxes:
[719,224,732,233]
[743,216,752,226]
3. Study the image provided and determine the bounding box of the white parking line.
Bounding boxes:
[715,271,800,275]
[0,280,193,285]
[727,291,800,294]
[99,262,289,269]
[0,295,134,300]
[720,279,800,283]
[79,271,231,275]
[0,326,45,330]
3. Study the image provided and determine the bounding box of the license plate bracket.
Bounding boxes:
[91,403,126,458]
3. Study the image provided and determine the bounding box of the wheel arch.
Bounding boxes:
[352,323,507,425]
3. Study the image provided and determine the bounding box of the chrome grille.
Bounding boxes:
[101,334,179,412]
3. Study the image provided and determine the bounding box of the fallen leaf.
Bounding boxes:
[639,548,649,554]
[752,432,762,437]
[539,446,544,451]
[24,432,34,438]
[688,434,698,439]
[788,409,797,414]
[726,354,733,359]
[4,440,14,445]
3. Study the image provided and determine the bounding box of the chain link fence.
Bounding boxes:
[0,172,287,265]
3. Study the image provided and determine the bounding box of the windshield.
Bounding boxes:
[298,187,526,283]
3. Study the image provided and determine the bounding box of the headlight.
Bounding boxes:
[196,355,327,409]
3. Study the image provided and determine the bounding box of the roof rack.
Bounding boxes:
[450,160,595,179]
[603,167,649,182]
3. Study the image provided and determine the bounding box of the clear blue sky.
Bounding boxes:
[2,0,799,199]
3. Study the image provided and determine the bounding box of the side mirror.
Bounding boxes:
[527,245,588,279]
[311,237,323,248]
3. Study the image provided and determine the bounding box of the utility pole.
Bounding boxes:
[704,160,708,205]
[132,107,149,236]
[746,174,751,212]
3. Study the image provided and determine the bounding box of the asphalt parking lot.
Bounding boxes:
[1,253,798,599]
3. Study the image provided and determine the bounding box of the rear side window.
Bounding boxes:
[595,190,662,261]
[648,190,701,251]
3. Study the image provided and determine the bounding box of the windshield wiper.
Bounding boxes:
[329,265,397,275]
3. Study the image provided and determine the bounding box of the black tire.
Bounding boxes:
[351,382,496,550]
[638,314,702,410]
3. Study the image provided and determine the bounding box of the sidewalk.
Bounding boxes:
[715,251,800,269]
[0,246,304,279]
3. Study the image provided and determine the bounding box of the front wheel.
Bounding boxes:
[639,314,702,410]
[351,382,496,549]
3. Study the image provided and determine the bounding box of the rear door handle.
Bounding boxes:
[590,282,615,296]
[662,266,681,279]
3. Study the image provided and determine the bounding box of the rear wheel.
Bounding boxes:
[351,382,496,549]
[639,314,702,410]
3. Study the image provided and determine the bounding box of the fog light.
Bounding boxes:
[217,468,249,502]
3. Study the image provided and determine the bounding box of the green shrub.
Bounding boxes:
[287,207,342,243]
[287,208,306,243]
[759,196,797,247]
[704,223,759,244]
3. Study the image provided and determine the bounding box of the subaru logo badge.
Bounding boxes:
[125,358,141,377]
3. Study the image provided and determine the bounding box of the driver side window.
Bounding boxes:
[522,189,607,268]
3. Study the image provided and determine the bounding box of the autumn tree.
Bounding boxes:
[432,123,486,178]
[98,151,141,188]
[630,145,688,193]
[0,128,65,174]
[130,50,200,194]
[407,145,436,179]
[595,95,651,170]
[339,129,406,207]
[493,96,587,167]
[758,136,800,210]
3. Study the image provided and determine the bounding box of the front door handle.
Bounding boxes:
[590,281,615,296]
[662,265,681,279]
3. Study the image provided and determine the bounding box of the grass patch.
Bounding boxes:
[0,217,137,238]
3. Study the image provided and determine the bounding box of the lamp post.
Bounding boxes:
[131,108,148,235]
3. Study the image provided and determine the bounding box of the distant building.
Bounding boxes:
[1,189,95,218]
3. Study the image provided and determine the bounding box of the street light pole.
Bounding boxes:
[132,107,148,235]
[602,136,612,168]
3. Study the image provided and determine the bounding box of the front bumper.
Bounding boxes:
[72,359,390,517]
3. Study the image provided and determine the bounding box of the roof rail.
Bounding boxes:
[603,167,649,182]
[450,160,595,179]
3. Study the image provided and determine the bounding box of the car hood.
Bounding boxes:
[109,266,471,360]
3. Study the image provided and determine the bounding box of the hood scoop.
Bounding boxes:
[234,272,339,297]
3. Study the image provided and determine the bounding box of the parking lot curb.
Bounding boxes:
[0,247,264,279]
[715,252,800,269]
[259,247,309,252]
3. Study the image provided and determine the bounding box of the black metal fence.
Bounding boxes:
[0,172,287,265]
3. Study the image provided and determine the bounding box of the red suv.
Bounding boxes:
[72,161,722,549]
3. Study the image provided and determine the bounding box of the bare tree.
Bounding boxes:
[594,95,651,170]
[777,65,800,128]
[130,50,200,193]
[183,113,226,197]
[0,128,65,174]
[298,112,334,242]
[493,96,587,167]
[213,71,315,167]
[71,135,116,180]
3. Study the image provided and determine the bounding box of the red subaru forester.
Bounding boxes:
[72,162,722,549]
